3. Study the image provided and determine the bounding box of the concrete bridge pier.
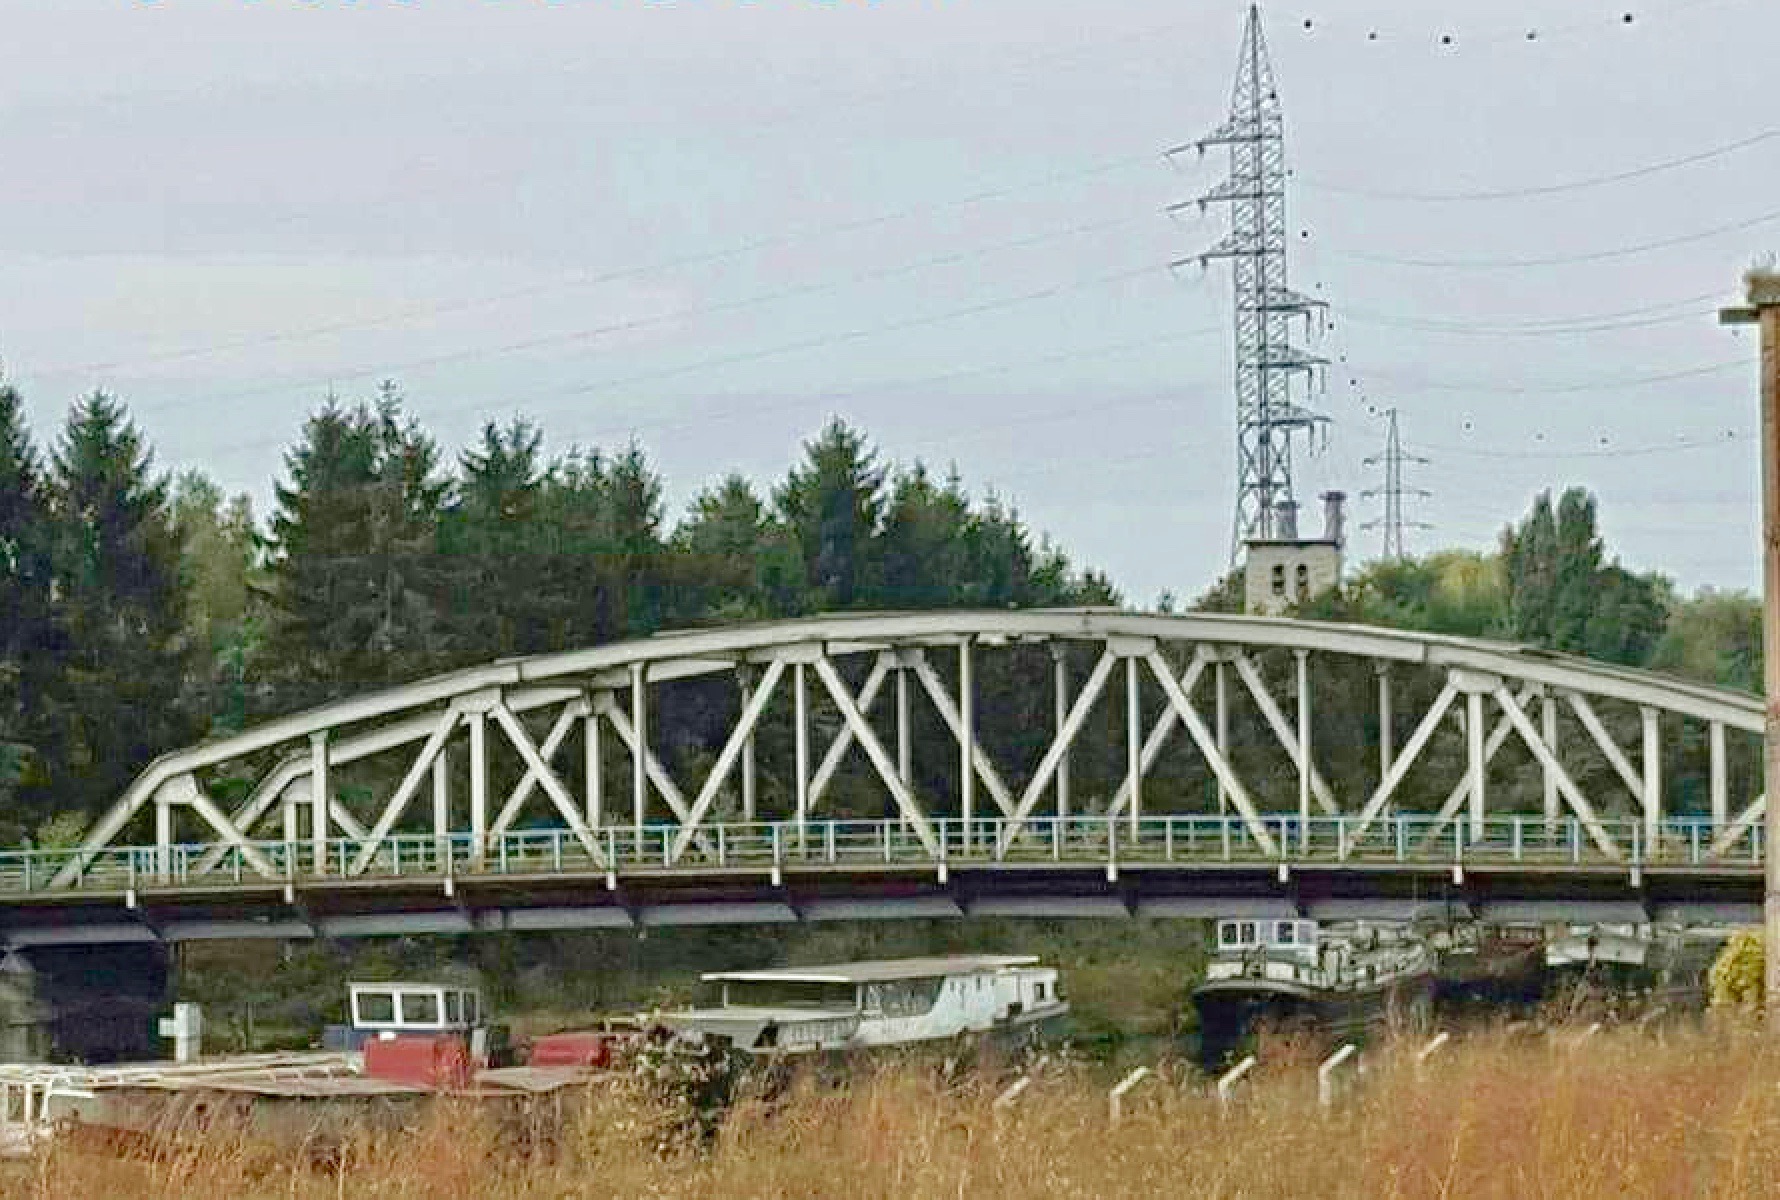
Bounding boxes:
[0,943,168,1064]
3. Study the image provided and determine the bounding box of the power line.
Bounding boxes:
[114,211,1154,419]
[1407,430,1748,461]
[191,266,1182,463]
[36,155,1159,381]
[1338,304,1716,338]
[1336,203,1780,270]
[1300,128,1778,203]
[1364,357,1750,396]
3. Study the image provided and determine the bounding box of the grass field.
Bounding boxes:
[11,1018,1780,1199]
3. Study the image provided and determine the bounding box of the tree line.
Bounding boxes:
[0,381,1116,842]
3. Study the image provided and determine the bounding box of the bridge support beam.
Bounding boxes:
[1053,646,1072,820]
[309,732,329,877]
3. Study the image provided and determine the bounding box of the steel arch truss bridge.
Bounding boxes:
[11,611,1771,943]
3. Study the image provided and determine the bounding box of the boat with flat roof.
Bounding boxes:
[661,954,1068,1054]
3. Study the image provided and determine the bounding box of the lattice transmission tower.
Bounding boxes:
[1171,4,1329,565]
[1361,407,1431,559]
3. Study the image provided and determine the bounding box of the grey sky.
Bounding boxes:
[0,0,1773,606]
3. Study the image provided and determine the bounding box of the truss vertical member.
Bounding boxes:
[1169,3,1329,563]
[1721,264,1780,1026]
[1361,407,1431,559]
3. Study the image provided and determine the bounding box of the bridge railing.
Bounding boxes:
[0,813,1761,895]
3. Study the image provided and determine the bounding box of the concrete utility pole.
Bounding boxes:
[1722,266,1780,1023]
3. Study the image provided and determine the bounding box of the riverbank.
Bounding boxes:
[13,1018,1780,1198]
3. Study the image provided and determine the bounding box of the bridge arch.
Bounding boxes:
[50,608,1764,894]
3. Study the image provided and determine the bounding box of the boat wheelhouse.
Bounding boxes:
[663,955,1068,1054]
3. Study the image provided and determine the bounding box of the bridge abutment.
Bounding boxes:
[0,943,168,1064]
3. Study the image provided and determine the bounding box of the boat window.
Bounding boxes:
[400,991,441,1026]
[466,992,480,1024]
[1240,920,1257,945]
[725,980,857,1011]
[445,991,462,1023]
[1274,921,1296,946]
[355,989,396,1025]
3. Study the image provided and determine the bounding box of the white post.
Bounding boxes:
[1711,721,1728,832]
[1053,646,1071,820]
[1641,707,1661,852]
[897,666,912,790]
[960,642,975,845]
[1377,666,1393,786]
[155,797,172,881]
[469,709,488,864]
[1416,1030,1451,1073]
[432,744,450,861]
[1467,690,1486,842]
[586,708,603,829]
[1217,1055,1257,1111]
[631,664,647,839]
[1296,650,1311,853]
[1215,657,1230,819]
[1542,692,1560,836]
[1126,654,1141,836]
[993,1076,1031,1110]
[1317,1043,1357,1108]
[309,731,329,877]
[795,662,809,837]
[1109,1066,1153,1124]
[739,672,756,824]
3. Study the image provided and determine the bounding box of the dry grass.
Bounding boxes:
[15,1018,1780,1199]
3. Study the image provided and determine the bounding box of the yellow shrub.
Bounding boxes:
[1709,929,1764,1012]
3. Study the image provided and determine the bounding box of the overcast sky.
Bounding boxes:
[1,0,1774,606]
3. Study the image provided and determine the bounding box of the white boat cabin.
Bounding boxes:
[348,982,483,1038]
[666,955,1068,1054]
[1205,919,1432,993]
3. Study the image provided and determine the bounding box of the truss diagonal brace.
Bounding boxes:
[995,651,1119,854]
[166,774,279,879]
[1416,685,1536,845]
[1145,651,1277,854]
[811,657,940,857]
[491,698,589,837]
[1107,652,1208,819]
[1495,687,1619,860]
[348,709,462,876]
[490,703,606,866]
[1565,692,1646,800]
[1229,652,1339,817]
[807,655,893,811]
[592,694,716,857]
[909,653,1017,818]
[671,660,787,861]
[1711,794,1766,858]
[1343,681,1460,853]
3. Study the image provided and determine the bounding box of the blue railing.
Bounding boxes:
[0,813,1760,896]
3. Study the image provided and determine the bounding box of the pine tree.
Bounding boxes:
[774,418,885,612]
[263,386,448,712]
[46,391,194,820]
[441,418,550,659]
[0,383,59,837]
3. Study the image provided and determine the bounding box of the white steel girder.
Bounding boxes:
[670,659,788,861]
[806,655,893,813]
[489,703,605,866]
[1107,651,1209,819]
[1145,650,1278,853]
[908,651,1018,818]
[995,650,1119,853]
[1493,687,1620,859]
[811,656,941,857]
[1342,680,1460,853]
[1230,651,1339,817]
[491,698,590,837]
[348,709,462,875]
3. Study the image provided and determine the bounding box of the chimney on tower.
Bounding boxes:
[1321,491,1347,548]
